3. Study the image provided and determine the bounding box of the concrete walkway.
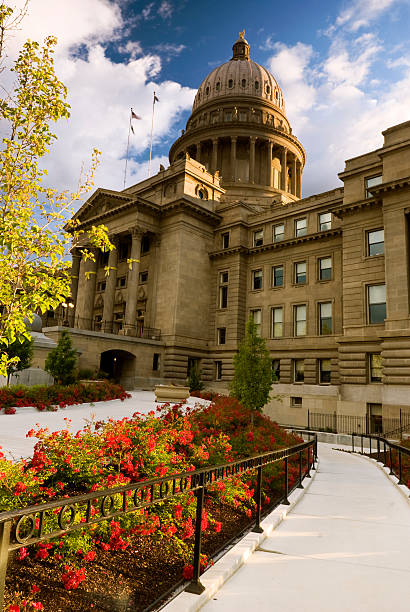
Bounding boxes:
[201,443,410,612]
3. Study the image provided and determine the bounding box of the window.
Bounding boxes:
[368,285,386,324]
[116,275,126,288]
[119,241,130,261]
[224,111,232,122]
[365,175,382,198]
[369,353,383,382]
[241,78,246,88]
[367,229,384,256]
[97,281,106,292]
[216,81,221,91]
[319,257,332,281]
[187,357,199,377]
[219,272,228,309]
[294,305,306,336]
[215,361,222,380]
[272,359,280,382]
[319,302,332,335]
[295,218,307,237]
[217,327,226,345]
[272,265,284,287]
[255,80,259,90]
[139,271,148,283]
[319,358,331,384]
[319,212,332,231]
[252,269,263,290]
[228,79,234,88]
[273,223,284,242]
[295,262,306,284]
[253,229,263,247]
[222,232,230,249]
[141,235,150,254]
[291,396,302,406]
[100,251,109,266]
[251,309,262,336]
[153,353,160,371]
[294,360,304,382]
[271,307,283,338]
[239,111,247,122]
[197,188,208,200]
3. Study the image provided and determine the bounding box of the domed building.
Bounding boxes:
[43,33,410,434]
[169,33,305,202]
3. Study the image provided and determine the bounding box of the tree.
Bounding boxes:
[230,315,273,422]
[1,335,33,385]
[0,2,111,378]
[187,361,204,392]
[45,330,77,385]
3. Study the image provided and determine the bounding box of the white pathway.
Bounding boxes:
[200,443,410,612]
[0,391,208,461]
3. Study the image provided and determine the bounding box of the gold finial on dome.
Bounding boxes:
[232,31,250,61]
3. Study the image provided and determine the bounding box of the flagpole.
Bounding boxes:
[123,109,132,189]
[148,91,156,178]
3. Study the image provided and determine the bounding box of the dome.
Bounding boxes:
[192,33,285,114]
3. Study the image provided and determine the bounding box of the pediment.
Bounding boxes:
[74,189,133,224]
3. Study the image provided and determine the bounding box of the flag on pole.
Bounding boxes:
[153,92,159,103]
[131,108,141,120]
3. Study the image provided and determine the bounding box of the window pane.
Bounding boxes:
[272,307,283,337]
[295,305,306,336]
[254,230,263,246]
[319,257,332,280]
[369,285,386,304]
[274,224,284,242]
[319,213,331,231]
[369,303,386,324]
[368,229,384,256]
[320,358,331,383]
[365,175,382,197]
[273,266,284,286]
[272,359,280,381]
[296,262,306,284]
[296,218,307,236]
[320,302,332,318]
[294,359,304,382]
[370,353,382,382]
[252,309,261,324]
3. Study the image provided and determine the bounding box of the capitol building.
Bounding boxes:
[43,33,410,432]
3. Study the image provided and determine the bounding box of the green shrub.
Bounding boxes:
[45,330,77,385]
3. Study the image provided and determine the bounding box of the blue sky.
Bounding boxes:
[7,0,410,198]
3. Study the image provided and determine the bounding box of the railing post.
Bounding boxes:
[398,449,403,485]
[369,436,372,456]
[252,464,264,533]
[377,437,381,462]
[307,409,310,430]
[283,457,290,505]
[383,440,387,467]
[0,521,11,610]
[185,475,206,594]
[305,447,311,478]
[297,450,304,489]
[361,434,364,455]
[352,433,355,453]
[389,445,394,475]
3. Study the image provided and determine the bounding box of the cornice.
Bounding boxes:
[333,198,382,218]
[161,197,222,225]
[209,228,342,258]
[367,176,410,196]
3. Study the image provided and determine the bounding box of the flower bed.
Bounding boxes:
[0,397,304,611]
[0,382,131,414]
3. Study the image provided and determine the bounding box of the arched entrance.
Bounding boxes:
[99,350,136,387]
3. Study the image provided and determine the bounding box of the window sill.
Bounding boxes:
[271,285,284,290]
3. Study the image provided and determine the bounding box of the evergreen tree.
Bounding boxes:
[45,330,77,385]
[187,361,204,392]
[2,336,33,385]
[230,315,273,421]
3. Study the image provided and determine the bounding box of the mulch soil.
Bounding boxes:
[4,496,276,612]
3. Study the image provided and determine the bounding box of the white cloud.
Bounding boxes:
[267,26,410,196]
[335,0,398,31]
[118,40,143,60]
[3,0,195,200]
[153,43,185,56]
[158,1,173,20]
[141,3,155,20]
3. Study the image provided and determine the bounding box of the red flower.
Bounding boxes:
[8,606,20,612]
[14,482,27,496]
[246,509,252,519]
[214,521,222,533]
[32,603,44,610]
[246,431,254,441]
[182,564,194,580]
[174,503,183,520]
[31,585,40,593]
[17,547,29,561]
[84,550,96,562]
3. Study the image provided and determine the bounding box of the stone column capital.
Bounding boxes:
[131,227,144,240]
[250,135,257,143]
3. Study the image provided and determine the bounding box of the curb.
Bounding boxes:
[163,460,319,612]
[351,452,410,504]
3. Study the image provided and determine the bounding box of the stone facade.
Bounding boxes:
[43,34,410,431]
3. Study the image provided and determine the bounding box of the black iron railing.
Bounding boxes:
[0,437,317,607]
[351,433,410,491]
[308,410,410,436]
[43,314,161,340]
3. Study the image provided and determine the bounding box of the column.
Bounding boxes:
[196,142,202,163]
[296,161,302,198]
[291,156,297,195]
[267,140,273,187]
[102,237,119,333]
[145,235,161,329]
[249,136,256,184]
[124,228,143,334]
[212,138,218,173]
[281,147,287,191]
[230,136,237,182]
[68,248,81,326]
[77,247,98,329]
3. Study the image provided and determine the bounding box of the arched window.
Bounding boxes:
[241,78,246,88]
[216,81,220,91]
[228,79,234,88]
[197,187,208,200]
[197,92,201,101]
[206,86,209,95]
[266,84,271,95]
[255,80,259,90]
